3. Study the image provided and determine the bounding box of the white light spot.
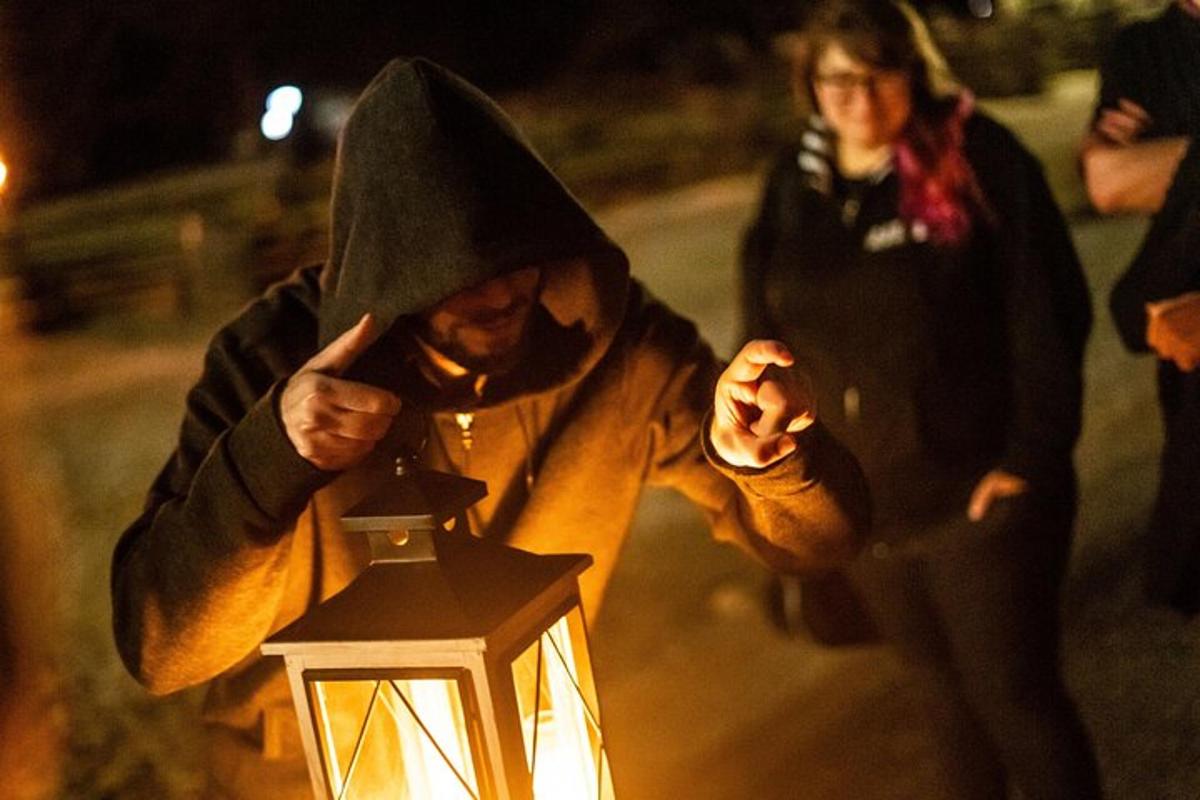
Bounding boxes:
[260,108,295,141]
[0,160,8,192]
[968,0,994,18]
[266,85,303,115]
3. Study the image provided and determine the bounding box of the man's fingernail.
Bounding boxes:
[786,414,814,433]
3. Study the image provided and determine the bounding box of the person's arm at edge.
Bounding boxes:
[1078,24,1191,215]
[1080,133,1190,215]
[1111,141,1200,351]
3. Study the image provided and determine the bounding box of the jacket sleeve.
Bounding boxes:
[1095,25,1142,121]
[986,135,1092,487]
[636,294,868,574]
[739,153,792,341]
[1110,141,1200,352]
[110,265,333,695]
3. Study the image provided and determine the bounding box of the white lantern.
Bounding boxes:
[262,462,614,799]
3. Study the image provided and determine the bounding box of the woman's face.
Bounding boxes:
[811,43,913,150]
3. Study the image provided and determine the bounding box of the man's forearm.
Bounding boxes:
[1082,135,1191,214]
[703,420,869,574]
[111,386,330,695]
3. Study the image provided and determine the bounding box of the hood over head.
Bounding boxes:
[319,58,630,408]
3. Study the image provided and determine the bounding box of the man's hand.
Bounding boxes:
[710,340,816,469]
[967,469,1029,522]
[1147,292,1200,372]
[281,313,402,471]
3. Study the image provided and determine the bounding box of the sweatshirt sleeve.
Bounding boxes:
[985,135,1092,487]
[636,295,868,574]
[111,266,333,695]
[1110,141,1200,352]
[739,153,793,342]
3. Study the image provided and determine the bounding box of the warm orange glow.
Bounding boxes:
[311,677,479,799]
[513,614,612,799]
[304,610,609,797]
[0,159,8,193]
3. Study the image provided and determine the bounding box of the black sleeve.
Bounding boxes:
[1096,27,1140,117]
[740,153,795,341]
[1110,141,1200,352]
[977,129,1092,486]
[110,265,334,694]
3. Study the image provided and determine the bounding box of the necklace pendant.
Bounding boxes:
[454,412,475,452]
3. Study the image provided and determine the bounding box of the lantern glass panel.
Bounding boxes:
[511,609,613,799]
[306,671,482,800]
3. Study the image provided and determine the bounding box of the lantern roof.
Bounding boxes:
[263,533,591,654]
[340,467,488,532]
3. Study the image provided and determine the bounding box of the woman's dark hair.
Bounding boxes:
[793,0,989,245]
[792,0,952,117]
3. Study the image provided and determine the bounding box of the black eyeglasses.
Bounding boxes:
[813,70,908,99]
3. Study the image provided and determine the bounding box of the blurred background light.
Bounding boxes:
[265,85,303,116]
[968,0,994,18]
[0,159,8,193]
[260,108,294,141]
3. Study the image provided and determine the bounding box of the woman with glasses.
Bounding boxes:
[741,2,1101,797]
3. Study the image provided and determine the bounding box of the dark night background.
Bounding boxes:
[0,0,996,200]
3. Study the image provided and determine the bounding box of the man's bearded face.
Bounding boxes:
[420,266,542,374]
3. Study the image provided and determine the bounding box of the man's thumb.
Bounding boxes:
[308,314,380,375]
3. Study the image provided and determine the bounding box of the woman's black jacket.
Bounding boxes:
[741,113,1090,525]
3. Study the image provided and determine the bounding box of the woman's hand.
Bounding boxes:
[967,469,1029,522]
[710,340,816,469]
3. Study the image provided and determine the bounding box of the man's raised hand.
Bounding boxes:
[280,313,402,471]
[710,340,816,469]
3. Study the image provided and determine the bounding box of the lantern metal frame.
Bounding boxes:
[262,461,611,800]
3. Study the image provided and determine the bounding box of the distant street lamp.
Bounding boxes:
[262,458,614,799]
[267,85,304,116]
[261,108,295,141]
[261,85,304,142]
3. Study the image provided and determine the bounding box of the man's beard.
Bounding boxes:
[423,306,535,376]
[435,332,531,375]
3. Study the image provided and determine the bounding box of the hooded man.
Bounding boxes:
[111,58,868,798]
